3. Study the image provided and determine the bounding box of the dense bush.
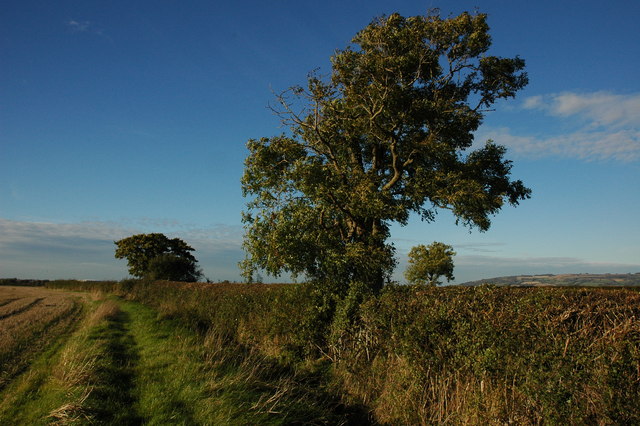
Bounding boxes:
[334,285,640,424]
[145,254,202,282]
[46,280,640,424]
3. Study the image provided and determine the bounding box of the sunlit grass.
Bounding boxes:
[121,299,356,424]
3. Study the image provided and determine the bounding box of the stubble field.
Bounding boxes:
[0,286,85,391]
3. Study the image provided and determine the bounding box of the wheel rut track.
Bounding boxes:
[0,299,19,309]
[86,308,144,425]
[0,298,44,320]
[0,299,83,393]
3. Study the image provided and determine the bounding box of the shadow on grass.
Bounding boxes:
[206,343,373,425]
[86,309,144,425]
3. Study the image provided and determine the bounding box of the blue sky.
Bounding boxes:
[1,0,639,282]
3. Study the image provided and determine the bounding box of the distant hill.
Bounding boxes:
[460,273,640,287]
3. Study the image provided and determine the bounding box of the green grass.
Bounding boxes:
[0,337,76,424]
[120,299,364,425]
[2,294,365,425]
[82,304,142,424]
[122,299,219,424]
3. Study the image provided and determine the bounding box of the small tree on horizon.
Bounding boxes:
[114,233,201,282]
[405,242,456,286]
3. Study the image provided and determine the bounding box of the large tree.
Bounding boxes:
[114,233,201,281]
[241,11,530,292]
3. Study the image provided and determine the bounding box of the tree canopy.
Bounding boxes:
[241,11,530,293]
[405,242,456,286]
[145,253,202,282]
[114,233,201,281]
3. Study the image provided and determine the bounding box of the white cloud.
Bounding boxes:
[522,95,543,110]
[453,242,506,254]
[523,91,640,128]
[454,254,640,280]
[66,20,92,32]
[481,127,640,162]
[0,219,130,249]
[484,91,640,162]
[66,19,105,37]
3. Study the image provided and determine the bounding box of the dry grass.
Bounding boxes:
[47,388,93,425]
[44,280,640,423]
[46,302,121,424]
[0,293,122,424]
[48,300,121,393]
[86,299,120,327]
[53,346,98,390]
[0,286,85,390]
[0,297,73,354]
[0,297,43,319]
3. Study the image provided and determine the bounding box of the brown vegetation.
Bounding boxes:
[334,286,640,424]
[0,286,85,390]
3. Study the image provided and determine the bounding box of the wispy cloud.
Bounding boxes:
[65,19,105,37]
[480,127,640,162]
[456,254,635,269]
[0,219,130,250]
[524,92,640,128]
[453,242,506,254]
[478,91,640,162]
[393,240,506,254]
[66,20,91,32]
[454,254,640,280]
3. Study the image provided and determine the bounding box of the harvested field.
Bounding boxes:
[0,297,44,320]
[0,286,86,390]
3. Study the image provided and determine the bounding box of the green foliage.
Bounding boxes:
[336,286,640,423]
[405,242,456,286]
[114,233,200,281]
[241,10,530,293]
[145,253,202,282]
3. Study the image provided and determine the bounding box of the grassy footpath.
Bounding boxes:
[120,298,364,424]
[1,295,363,425]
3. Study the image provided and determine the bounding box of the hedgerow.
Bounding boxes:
[46,280,640,424]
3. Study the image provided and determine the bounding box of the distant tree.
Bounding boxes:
[114,233,201,281]
[145,253,202,282]
[405,242,456,286]
[241,11,530,297]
